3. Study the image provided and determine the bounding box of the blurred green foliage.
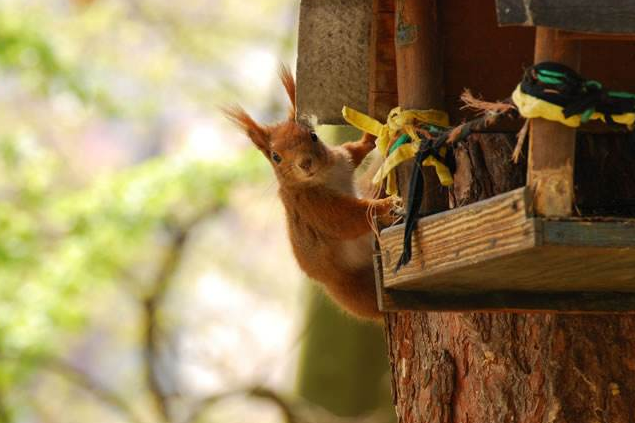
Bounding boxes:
[0,0,291,420]
[0,129,266,413]
[0,1,397,422]
[0,8,117,114]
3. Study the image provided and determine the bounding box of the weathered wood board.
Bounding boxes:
[379,187,635,297]
[496,0,635,34]
[373,251,635,313]
[296,0,372,125]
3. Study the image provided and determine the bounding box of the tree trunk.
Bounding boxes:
[385,133,635,423]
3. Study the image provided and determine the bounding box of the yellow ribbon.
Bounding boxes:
[342,106,452,194]
[512,85,635,129]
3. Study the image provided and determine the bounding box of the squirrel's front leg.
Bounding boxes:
[306,193,397,240]
[342,133,377,168]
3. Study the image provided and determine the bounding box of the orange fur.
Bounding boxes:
[278,64,296,121]
[342,133,377,167]
[222,105,271,153]
[224,65,392,320]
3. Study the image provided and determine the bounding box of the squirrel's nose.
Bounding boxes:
[299,158,313,171]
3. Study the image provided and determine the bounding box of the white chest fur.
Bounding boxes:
[320,149,357,196]
[340,234,373,270]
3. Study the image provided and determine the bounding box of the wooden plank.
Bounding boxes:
[375,0,394,12]
[378,187,635,294]
[542,219,635,247]
[380,241,635,293]
[377,289,635,313]
[381,187,535,288]
[374,206,635,312]
[557,30,635,42]
[443,1,534,123]
[495,0,635,34]
[368,92,397,124]
[527,27,580,217]
[394,0,447,212]
[369,0,397,120]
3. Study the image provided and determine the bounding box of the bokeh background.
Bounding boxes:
[0,1,394,422]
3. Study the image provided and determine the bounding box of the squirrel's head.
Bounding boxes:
[224,65,329,186]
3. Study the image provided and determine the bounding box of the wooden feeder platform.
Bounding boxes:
[296,0,635,312]
[375,187,635,312]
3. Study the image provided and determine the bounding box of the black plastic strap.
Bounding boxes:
[395,137,450,272]
[521,62,635,123]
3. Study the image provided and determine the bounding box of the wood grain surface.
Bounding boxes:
[496,0,635,34]
[527,27,580,217]
[379,187,635,294]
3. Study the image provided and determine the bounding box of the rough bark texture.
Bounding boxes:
[385,133,635,423]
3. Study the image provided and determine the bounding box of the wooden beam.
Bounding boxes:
[394,0,447,213]
[527,27,580,217]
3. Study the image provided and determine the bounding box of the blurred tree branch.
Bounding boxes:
[249,386,298,423]
[141,205,308,423]
[185,386,298,423]
[0,353,147,423]
[142,208,218,422]
[185,384,393,423]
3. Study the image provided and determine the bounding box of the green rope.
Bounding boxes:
[522,62,635,124]
[389,133,410,155]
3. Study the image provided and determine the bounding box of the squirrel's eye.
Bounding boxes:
[310,132,318,143]
[271,152,282,164]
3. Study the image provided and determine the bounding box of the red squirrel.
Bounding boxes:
[224,66,395,320]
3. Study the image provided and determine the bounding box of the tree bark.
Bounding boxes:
[385,133,635,423]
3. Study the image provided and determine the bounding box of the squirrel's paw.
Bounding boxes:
[389,196,405,216]
[361,132,377,145]
[374,196,403,227]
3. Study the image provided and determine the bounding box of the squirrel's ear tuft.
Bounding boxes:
[278,64,296,121]
[222,105,270,153]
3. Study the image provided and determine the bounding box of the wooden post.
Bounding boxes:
[528,27,581,217]
[394,0,447,213]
